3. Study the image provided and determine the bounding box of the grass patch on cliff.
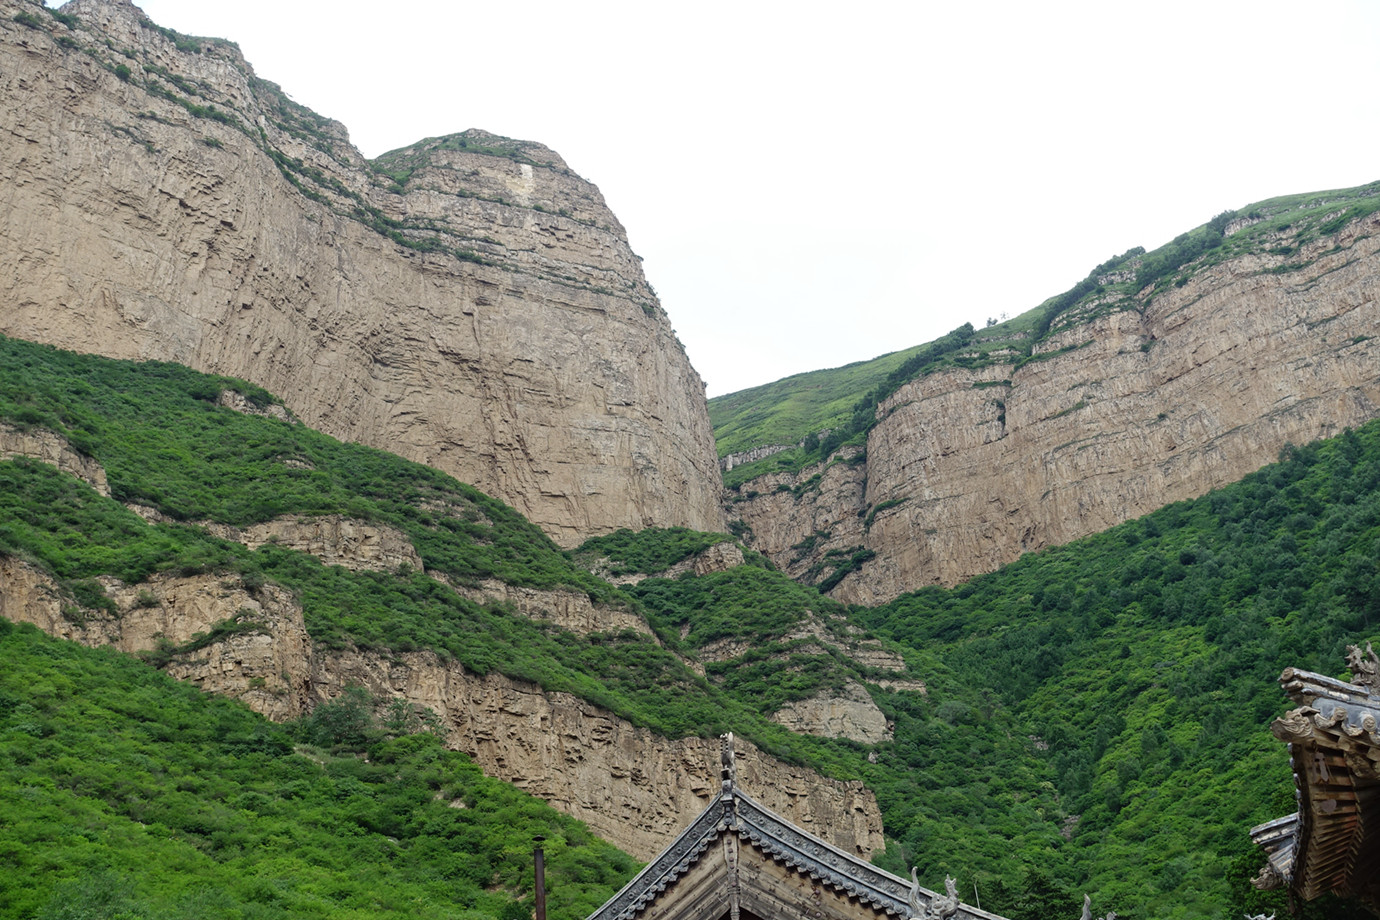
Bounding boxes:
[711,324,977,484]
[0,335,877,764]
[0,619,638,920]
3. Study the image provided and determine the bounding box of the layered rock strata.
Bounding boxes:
[0,0,724,546]
[0,555,884,861]
[733,215,1380,603]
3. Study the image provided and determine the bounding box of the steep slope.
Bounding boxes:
[0,334,882,863]
[0,619,640,920]
[11,333,1380,916]
[721,190,1380,603]
[0,0,724,546]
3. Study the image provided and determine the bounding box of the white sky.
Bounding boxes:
[71,1,1380,397]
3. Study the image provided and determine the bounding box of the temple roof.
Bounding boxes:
[1250,658,1380,911]
[587,777,1010,920]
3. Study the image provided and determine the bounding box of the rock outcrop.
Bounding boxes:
[770,681,891,744]
[732,215,1380,603]
[0,424,109,495]
[444,577,653,638]
[593,540,747,587]
[206,515,424,574]
[0,0,724,547]
[0,555,884,862]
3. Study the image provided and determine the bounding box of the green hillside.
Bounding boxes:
[860,428,1380,919]
[0,618,637,919]
[709,180,1380,486]
[707,340,947,456]
[6,334,1380,917]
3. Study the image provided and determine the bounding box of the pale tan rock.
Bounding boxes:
[735,217,1380,603]
[1,565,310,721]
[216,515,423,574]
[689,541,745,576]
[443,576,654,638]
[873,677,928,694]
[0,0,724,547]
[217,390,293,423]
[770,681,892,744]
[0,424,109,496]
[0,556,65,624]
[2,555,883,861]
[729,448,867,588]
[317,651,885,861]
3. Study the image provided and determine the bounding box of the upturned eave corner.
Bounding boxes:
[1252,643,1380,913]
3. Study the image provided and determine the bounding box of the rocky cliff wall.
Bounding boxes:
[732,215,1380,603]
[0,555,884,862]
[0,423,109,495]
[0,0,724,546]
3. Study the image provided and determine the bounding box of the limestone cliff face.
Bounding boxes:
[734,215,1380,603]
[0,556,884,862]
[0,0,724,546]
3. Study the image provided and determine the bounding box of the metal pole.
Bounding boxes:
[534,836,547,920]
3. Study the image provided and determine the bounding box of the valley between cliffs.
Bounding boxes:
[0,0,724,546]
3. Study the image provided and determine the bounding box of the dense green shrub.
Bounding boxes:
[0,622,638,920]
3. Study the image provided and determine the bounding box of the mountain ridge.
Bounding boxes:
[0,0,724,546]
[718,186,1380,602]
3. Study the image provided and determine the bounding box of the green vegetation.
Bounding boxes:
[712,324,977,485]
[858,424,1380,918]
[8,332,1380,916]
[0,619,637,919]
[573,526,734,576]
[709,341,958,457]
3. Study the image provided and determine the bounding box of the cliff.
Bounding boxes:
[730,208,1380,603]
[0,0,724,546]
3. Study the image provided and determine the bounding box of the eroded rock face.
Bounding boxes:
[1,556,883,861]
[1,563,311,720]
[0,0,724,547]
[770,681,891,744]
[320,651,885,861]
[734,218,1380,603]
[589,540,746,587]
[730,449,867,589]
[0,425,109,496]
[209,515,424,574]
[444,577,654,638]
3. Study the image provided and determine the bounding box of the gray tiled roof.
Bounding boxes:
[587,783,1011,920]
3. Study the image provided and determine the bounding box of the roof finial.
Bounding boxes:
[1346,641,1380,696]
[720,731,736,791]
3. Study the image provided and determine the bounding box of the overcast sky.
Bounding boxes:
[78,1,1380,397]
